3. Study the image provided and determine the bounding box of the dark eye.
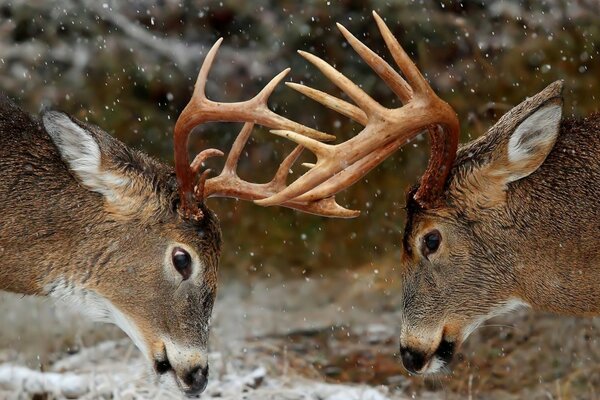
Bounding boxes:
[172,247,192,280]
[422,230,441,257]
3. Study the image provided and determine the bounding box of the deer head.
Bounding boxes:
[397,81,565,375]
[39,111,222,395]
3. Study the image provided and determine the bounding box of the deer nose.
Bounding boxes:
[182,364,209,397]
[400,346,428,374]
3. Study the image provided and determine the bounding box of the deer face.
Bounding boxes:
[398,204,528,374]
[398,82,564,375]
[43,112,221,396]
[90,214,221,396]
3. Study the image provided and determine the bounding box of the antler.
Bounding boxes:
[254,11,459,210]
[173,39,359,219]
[174,11,459,220]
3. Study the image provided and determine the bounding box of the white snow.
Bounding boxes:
[0,277,426,400]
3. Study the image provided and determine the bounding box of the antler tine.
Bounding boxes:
[256,68,290,104]
[271,145,305,191]
[190,148,224,175]
[297,50,385,118]
[193,37,223,101]
[306,197,360,218]
[269,129,331,158]
[173,39,224,217]
[220,122,254,176]
[372,11,432,96]
[335,22,413,103]
[285,82,368,126]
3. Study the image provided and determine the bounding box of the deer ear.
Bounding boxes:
[43,111,103,185]
[500,100,562,183]
[43,111,126,201]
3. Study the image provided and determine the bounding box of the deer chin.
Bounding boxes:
[409,337,456,375]
[419,356,448,375]
[152,354,181,393]
[461,298,531,344]
[430,337,456,374]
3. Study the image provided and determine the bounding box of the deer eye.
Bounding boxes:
[172,247,192,280]
[422,230,441,257]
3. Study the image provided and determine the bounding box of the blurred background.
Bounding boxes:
[0,0,599,399]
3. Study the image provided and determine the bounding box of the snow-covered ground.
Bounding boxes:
[0,270,433,400]
[0,339,418,400]
[3,268,600,400]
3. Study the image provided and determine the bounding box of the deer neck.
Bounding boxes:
[0,191,108,297]
[508,119,600,316]
[514,245,600,316]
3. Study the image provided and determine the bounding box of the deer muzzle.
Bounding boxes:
[399,325,458,375]
[153,339,210,396]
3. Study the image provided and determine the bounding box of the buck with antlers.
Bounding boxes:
[0,12,455,396]
[284,12,598,377]
[354,20,598,377]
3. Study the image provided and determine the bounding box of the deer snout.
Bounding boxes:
[181,364,209,397]
[399,346,428,374]
[157,340,210,396]
[399,338,456,375]
[399,329,456,374]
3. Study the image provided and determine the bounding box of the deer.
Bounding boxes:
[352,19,598,375]
[0,12,465,396]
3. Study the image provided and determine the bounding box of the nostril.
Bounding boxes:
[400,346,427,374]
[183,364,209,396]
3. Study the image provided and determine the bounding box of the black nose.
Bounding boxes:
[400,346,427,374]
[183,364,209,397]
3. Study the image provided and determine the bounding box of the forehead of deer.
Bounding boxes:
[406,208,452,232]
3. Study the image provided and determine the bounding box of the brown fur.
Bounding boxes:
[0,94,221,391]
[399,81,600,373]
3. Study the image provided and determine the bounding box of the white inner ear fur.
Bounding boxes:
[43,111,101,185]
[506,103,562,182]
[43,111,129,203]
